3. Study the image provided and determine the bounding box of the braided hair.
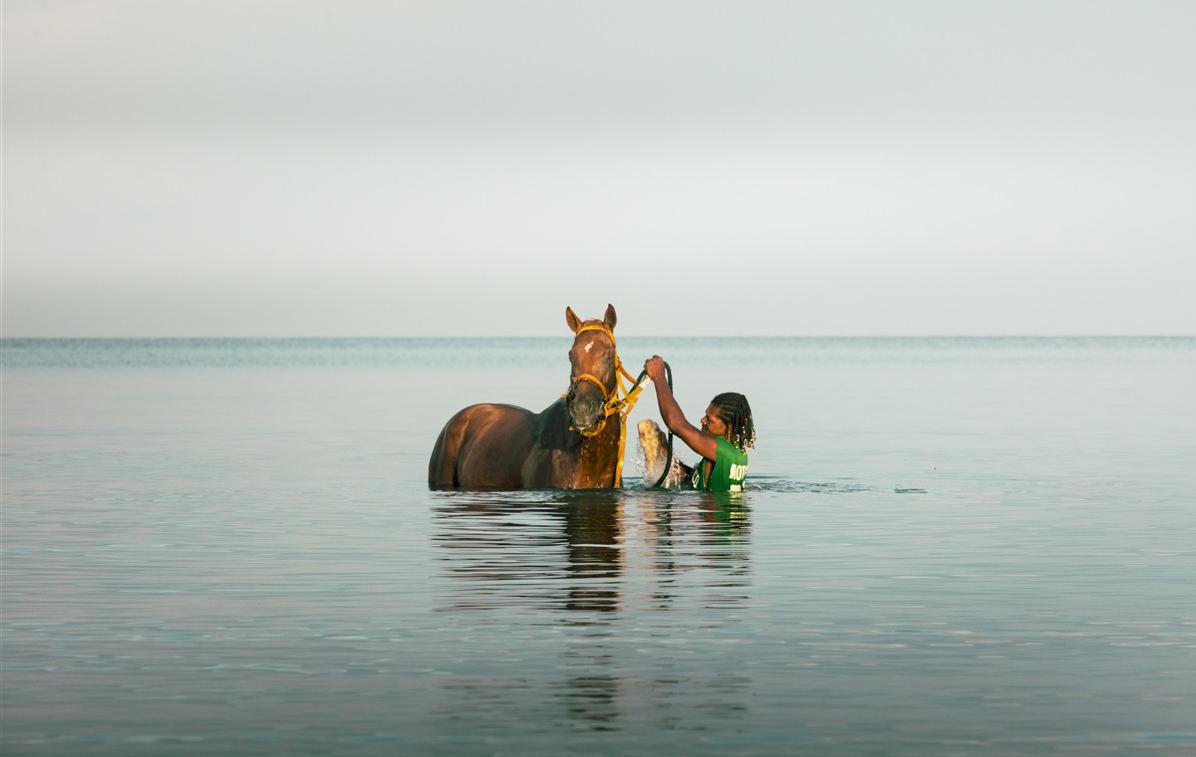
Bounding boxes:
[710,392,756,453]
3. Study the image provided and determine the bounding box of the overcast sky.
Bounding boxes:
[4,0,1194,336]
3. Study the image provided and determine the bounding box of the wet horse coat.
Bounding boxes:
[428,305,624,489]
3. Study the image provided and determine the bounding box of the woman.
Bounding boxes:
[643,355,756,492]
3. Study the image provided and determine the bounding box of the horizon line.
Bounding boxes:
[3,334,1194,340]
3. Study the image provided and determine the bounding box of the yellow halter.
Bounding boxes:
[563,323,647,487]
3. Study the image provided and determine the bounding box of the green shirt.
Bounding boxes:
[692,436,749,492]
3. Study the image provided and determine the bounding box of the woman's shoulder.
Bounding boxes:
[715,436,748,461]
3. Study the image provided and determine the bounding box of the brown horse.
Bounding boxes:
[428,305,625,489]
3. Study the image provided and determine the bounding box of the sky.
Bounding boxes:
[4,0,1194,336]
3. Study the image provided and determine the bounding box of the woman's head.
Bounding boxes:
[703,392,756,452]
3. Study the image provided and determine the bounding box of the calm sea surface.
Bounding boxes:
[3,337,1195,755]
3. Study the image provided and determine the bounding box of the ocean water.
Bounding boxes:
[2,337,1194,755]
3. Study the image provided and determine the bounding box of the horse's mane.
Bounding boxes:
[534,398,582,452]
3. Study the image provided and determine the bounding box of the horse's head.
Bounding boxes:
[564,304,618,436]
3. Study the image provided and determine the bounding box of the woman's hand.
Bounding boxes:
[644,355,667,383]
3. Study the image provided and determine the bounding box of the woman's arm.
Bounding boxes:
[644,356,718,461]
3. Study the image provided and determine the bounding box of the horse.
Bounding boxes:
[428,305,629,490]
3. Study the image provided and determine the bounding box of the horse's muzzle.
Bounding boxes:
[567,392,605,435]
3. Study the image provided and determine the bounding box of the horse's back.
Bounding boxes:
[428,403,537,489]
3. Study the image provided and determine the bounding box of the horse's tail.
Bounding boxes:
[427,413,468,489]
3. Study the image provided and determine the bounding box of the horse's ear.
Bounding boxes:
[603,304,617,331]
[565,306,582,334]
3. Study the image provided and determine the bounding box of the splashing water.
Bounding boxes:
[634,418,689,489]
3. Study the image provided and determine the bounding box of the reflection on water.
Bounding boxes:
[432,490,753,611]
[432,490,753,728]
